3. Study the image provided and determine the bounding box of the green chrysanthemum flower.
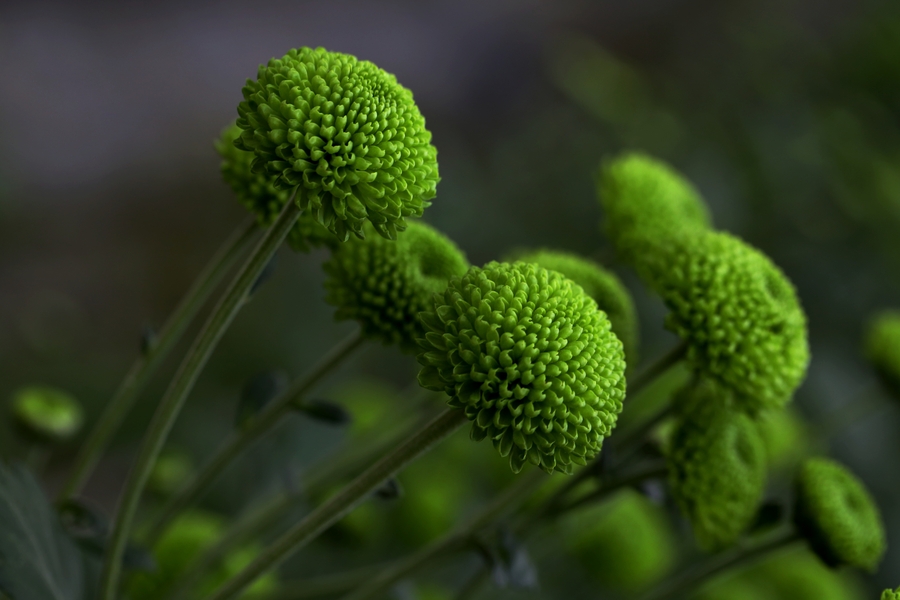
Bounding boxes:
[235,47,439,241]
[324,221,468,351]
[667,380,767,551]
[644,231,809,414]
[511,250,639,366]
[864,310,900,397]
[793,457,886,571]
[10,385,83,444]
[217,122,336,252]
[417,261,627,474]
[883,588,900,600]
[597,153,712,265]
[562,490,676,592]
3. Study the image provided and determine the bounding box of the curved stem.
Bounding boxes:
[548,461,668,517]
[341,469,546,600]
[638,529,803,600]
[57,218,258,502]
[144,330,365,546]
[98,197,301,600]
[626,341,688,400]
[261,563,391,600]
[208,408,469,600]
[168,391,436,600]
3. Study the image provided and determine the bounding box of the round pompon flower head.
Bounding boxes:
[645,231,809,414]
[597,153,712,264]
[793,457,886,571]
[884,588,900,600]
[511,250,639,366]
[324,221,468,352]
[10,386,83,444]
[417,261,627,474]
[217,123,337,252]
[864,310,900,398]
[235,47,439,241]
[667,379,767,551]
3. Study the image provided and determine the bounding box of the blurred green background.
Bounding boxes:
[1,0,899,597]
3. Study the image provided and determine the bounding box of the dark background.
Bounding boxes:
[1,0,898,596]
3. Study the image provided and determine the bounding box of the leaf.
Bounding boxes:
[0,462,85,600]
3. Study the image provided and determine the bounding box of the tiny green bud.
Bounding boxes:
[667,380,767,551]
[511,249,639,366]
[417,261,627,474]
[148,450,193,498]
[217,122,337,252]
[864,310,900,398]
[597,152,711,266]
[10,385,83,444]
[324,221,468,352]
[793,457,886,571]
[236,47,440,241]
[645,231,810,414]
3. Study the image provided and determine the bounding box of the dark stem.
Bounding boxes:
[57,217,258,502]
[638,529,803,600]
[207,408,469,600]
[339,469,547,600]
[98,197,300,600]
[143,330,365,546]
[626,341,688,400]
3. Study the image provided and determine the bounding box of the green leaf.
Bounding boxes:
[0,462,85,600]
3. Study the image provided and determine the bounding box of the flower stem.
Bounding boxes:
[207,408,469,600]
[638,529,803,600]
[168,389,437,600]
[340,468,547,600]
[98,197,301,600]
[56,217,258,503]
[143,329,365,547]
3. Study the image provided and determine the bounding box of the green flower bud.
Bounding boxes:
[883,588,900,600]
[562,490,676,592]
[417,261,627,474]
[597,153,711,265]
[511,249,639,366]
[667,380,767,551]
[645,231,809,414]
[324,221,468,352]
[217,122,337,252]
[10,385,83,444]
[793,457,886,571]
[236,47,440,241]
[864,310,900,398]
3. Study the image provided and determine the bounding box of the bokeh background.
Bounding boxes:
[1,0,899,597]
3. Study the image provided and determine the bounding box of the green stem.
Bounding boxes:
[340,468,546,600]
[98,197,301,600]
[168,391,437,600]
[144,330,365,546]
[207,408,469,600]
[57,217,258,502]
[548,461,668,517]
[638,529,803,600]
